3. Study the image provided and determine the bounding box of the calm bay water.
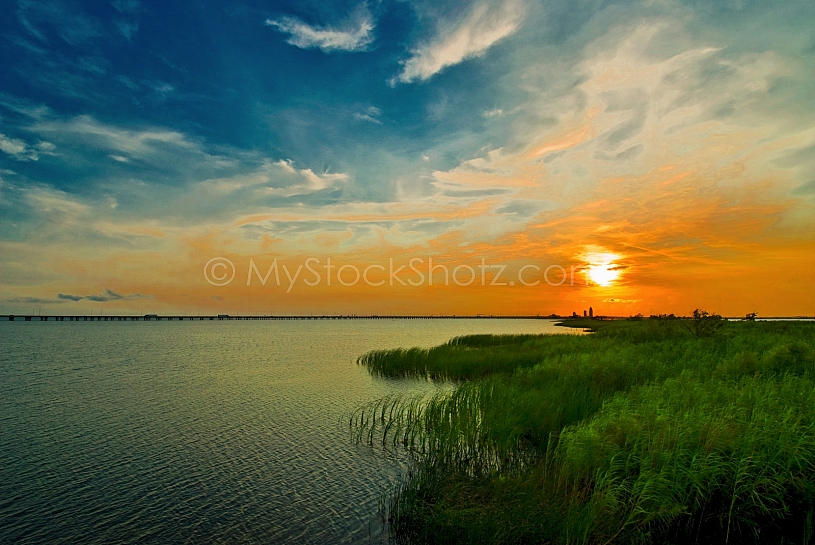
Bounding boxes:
[0,319,571,544]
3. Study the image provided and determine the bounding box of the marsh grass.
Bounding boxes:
[353,321,815,544]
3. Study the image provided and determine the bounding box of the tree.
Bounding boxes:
[685,308,725,338]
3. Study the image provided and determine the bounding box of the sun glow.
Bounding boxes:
[582,249,624,287]
[587,264,620,287]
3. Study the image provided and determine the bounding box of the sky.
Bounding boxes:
[0,0,813,317]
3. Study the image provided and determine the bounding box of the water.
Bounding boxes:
[0,319,572,544]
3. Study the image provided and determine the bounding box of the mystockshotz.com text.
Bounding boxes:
[204,257,584,292]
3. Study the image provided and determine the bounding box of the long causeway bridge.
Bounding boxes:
[2,314,555,322]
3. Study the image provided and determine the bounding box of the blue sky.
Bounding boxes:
[1,0,813,315]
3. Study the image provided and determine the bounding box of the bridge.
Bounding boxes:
[1,314,558,322]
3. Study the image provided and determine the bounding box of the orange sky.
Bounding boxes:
[2,17,813,317]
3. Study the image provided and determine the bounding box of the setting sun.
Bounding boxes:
[581,250,623,287]
[587,264,620,287]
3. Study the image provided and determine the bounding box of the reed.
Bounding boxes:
[353,321,815,544]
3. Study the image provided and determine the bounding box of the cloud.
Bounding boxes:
[353,106,382,124]
[31,115,194,158]
[26,114,240,183]
[86,290,123,302]
[57,289,153,302]
[0,133,54,161]
[792,180,815,196]
[1,109,355,245]
[393,0,524,84]
[266,5,374,53]
[0,133,34,160]
[603,298,640,303]
[494,200,555,216]
[111,0,143,38]
[56,293,84,301]
[16,0,103,45]
[271,159,348,192]
[5,296,66,304]
[197,159,349,200]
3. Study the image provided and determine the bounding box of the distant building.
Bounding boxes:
[583,310,587,317]
[589,307,594,318]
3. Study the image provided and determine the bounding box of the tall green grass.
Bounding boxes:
[352,321,815,544]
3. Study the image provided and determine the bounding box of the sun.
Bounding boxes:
[580,248,624,287]
[587,264,620,287]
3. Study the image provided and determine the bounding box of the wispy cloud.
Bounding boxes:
[5,296,66,304]
[111,0,143,40]
[393,0,524,84]
[0,133,55,161]
[17,0,102,45]
[266,4,374,53]
[57,289,153,302]
[792,180,815,196]
[262,159,349,195]
[193,159,349,202]
[31,115,194,157]
[353,106,382,124]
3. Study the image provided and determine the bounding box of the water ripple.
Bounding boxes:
[0,319,566,543]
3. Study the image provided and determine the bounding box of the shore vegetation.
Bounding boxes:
[352,316,815,544]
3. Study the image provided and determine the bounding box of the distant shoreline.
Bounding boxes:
[2,314,812,322]
[1,314,553,322]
